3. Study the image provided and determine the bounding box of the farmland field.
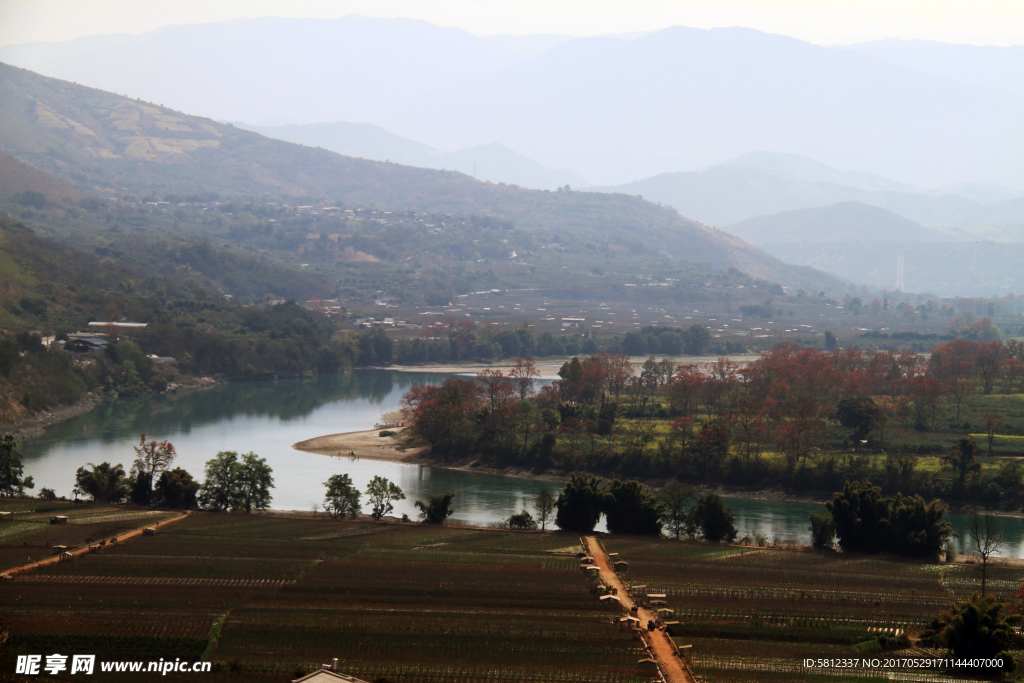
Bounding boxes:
[602,536,1024,682]
[1,511,649,682]
[0,499,181,572]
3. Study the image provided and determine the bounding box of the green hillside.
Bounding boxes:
[0,62,841,292]
[0,217,175,332]
[0,215,377,423]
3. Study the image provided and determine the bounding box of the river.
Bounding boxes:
[20,370,1024,557]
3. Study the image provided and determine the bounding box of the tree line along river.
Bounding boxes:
[20,369,1024,557]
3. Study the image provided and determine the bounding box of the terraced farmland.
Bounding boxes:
[602,537,1024,682]
[1,511,648,682]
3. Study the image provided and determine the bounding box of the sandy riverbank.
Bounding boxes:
[293,428,426,463]
[377,354,761,379]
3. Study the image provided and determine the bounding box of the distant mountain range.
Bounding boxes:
[717,201,1024,296]
[1,17,1021,188]
[840,39,1024,96]
[592,153,1024,228]
[747,238,1024,297]
[0,62,841,292]
[232,121,587,191]
[726,202,951,244]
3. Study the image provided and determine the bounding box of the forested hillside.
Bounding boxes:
[0,62,840,292]
[0,216,386,424]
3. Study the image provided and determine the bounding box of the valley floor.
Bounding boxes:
[1,500,1010,683]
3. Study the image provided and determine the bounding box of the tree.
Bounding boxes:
[534,489,554,531]
[365,476,405,521]
[130,434,176,505]
[0,434,33,497]
[509,357,540,401]
[921,593,1021,674]
[128,472,153,506]
[691,493,737,542]
[415,491,455,524]
[324,473,361,519]
[943,437,981,491]
[556,356,605,405]
[37,487,57,500]
[929,348,973,421]
[827,480,892,554]
[659,481,695,540]
[683,324,711,355]
[692,421,729,478]
[198,451,239,511]
[596,397,617,435]
[476,369,515,411]
[554,473,608,533]
[232,452,274,513]
[835,398,878,450]
[508,509,538,530]
[605,479,663,535]
[668,365,704,418]
[808,511,836,548]
[402,378,481,457]
[981,413,1006,457]
[970,514,1003,596]
[888,493,952,557]
[154,468,199,509]
[825,480,950,557]
[74,462,127,504]
[599,351,633,398]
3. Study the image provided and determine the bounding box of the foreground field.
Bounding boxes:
[0,499,181,572]
[603,537,1024,682]
[7,502,1024,682]
[1,509,646,682]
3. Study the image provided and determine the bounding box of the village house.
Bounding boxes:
[292,659,369,683]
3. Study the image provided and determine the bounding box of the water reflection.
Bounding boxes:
[26,371,443,448]
[20,370,558,523]
[19,369,1024,556]
[722,497,1024,559]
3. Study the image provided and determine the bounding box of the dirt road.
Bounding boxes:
[1,511,191,578]
[584,536,693,683]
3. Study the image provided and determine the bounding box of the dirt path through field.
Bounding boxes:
[1,511,191,578]
[584,536,693,683]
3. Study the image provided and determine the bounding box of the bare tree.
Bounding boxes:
[970,513,1003,596]
[534,489,554,531]
[510,357,540,401]
[131,434,176,504]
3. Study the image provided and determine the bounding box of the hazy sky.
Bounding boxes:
[1,0,1022,48]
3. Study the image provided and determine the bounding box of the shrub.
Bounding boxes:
[508,509,538,530]
[415,490,455,524]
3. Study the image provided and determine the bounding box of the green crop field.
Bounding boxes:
[1,512,649,682]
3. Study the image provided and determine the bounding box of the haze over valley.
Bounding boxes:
[6,6,1024,681]
[4,15,1020,297]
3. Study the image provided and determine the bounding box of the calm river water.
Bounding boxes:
[21,370,1024,556]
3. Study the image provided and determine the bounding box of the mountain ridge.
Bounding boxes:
[591,162,1024,228]
[724,201,948,244]
[232,120,588,190]
[0,61,842,292]
[2,18,1020,187]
